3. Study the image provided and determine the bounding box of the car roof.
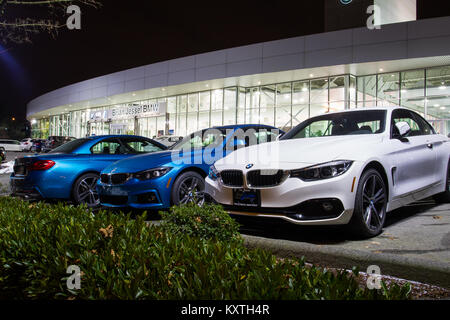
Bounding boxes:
[84,134,154,140]
[212,124,284,132]
[318,106,411,117]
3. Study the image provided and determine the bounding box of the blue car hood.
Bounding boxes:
[101,150,176,174]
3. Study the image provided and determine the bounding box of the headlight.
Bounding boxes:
[132,167,172,181]
[208,165,220,181]
[290,160,353,181]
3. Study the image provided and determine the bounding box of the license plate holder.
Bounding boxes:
[233,189,260,207]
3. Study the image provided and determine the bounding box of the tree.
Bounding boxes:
[0,0,101,44]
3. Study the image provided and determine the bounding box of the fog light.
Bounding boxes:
[137,192,159,204]
[322,202,334,212]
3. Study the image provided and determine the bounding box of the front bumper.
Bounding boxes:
[97,175,172,210]
[205,163,362,226]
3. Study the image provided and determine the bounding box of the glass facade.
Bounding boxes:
[31,66,450,138]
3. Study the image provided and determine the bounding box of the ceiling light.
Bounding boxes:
[379,68,384,72]
[434,104,440,107]
[309,74,314,78]
[440,107,446,110]
[439,85,447,90]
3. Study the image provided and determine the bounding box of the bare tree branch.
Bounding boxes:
[0,0,102,44]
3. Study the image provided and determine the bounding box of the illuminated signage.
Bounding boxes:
[89,102,167,121]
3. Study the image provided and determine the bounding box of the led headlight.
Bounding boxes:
[133,167,172,181]
[290,160,353,181]
[208,165,220,181]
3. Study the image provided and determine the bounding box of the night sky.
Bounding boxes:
[1,0,450,121]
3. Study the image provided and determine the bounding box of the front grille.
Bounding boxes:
[100,195,128,206]
[220,170,243,187]
[100,173,130,185]
[246,170,286,188]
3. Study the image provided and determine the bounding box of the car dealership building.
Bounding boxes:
[27,1,450,138]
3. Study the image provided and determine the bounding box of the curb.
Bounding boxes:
[243,234,450,289]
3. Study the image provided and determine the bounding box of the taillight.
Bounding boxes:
[30,160,55,171]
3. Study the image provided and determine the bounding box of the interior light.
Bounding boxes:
[440,107,446,110]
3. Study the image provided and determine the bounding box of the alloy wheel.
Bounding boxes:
[76,176,100,207]
[361,174,386,231]
[178,176,205,205]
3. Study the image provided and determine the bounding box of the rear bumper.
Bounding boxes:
[10,176,43,200]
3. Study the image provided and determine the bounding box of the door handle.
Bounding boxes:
[427,143,433,149]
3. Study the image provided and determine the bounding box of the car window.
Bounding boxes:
[119,137,165,153]
[171,129,227,150]
[412,112,435,135]
[91,139,122,154]
[254,129,279,143]
[391,109,433,137]
[282,110,386,140]
[49,139,90,153]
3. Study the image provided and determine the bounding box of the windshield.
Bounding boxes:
[49,138,90,154]
[282,110,387,140]
[170,129,227,150]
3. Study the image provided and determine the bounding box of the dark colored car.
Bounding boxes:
[42,136,77,153]
[30,139,46,153]
[10,135,167,207]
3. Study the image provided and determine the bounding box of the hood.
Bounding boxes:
[215,135,384,171]
[101,150,175,174]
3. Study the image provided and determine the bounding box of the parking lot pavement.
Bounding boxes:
[238,199,450,288]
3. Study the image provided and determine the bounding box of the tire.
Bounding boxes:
[348,169,387,238]
[171,171,205,206]
[72,173,100,208]
[433,160,450,203]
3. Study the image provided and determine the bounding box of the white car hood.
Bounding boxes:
[216,135,384,171]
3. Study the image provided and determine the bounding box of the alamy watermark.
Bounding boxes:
[66,5,82,30]
[366,265,382,290]
[67,265,81,290]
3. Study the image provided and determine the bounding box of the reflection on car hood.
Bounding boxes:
[101,150,175,174]
[215,135,385,170]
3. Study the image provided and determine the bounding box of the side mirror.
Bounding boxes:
[395,121,411,141]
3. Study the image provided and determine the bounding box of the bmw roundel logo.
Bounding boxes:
[340,0,353,4]
[246,164,254,169]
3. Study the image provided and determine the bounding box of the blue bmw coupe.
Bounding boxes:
[97,125,283,210]
[10,135,167,207]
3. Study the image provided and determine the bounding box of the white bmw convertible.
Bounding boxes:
[205,107,450,238]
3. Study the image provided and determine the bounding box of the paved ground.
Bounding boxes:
[1,151,449,288]
[236,200,450,288]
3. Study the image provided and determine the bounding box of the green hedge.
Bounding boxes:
[0,197,410,300]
